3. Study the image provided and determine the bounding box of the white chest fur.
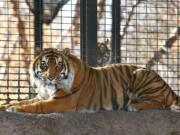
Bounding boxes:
[30,70,74,100]
[56,71,74,94]
[36,84,57,100]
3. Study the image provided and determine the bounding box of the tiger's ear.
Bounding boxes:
[63,48,70,56]
[105,39,109,44]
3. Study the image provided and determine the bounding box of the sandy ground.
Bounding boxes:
[0,110,180,135]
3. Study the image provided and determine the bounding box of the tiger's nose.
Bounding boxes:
[48,75,54,81]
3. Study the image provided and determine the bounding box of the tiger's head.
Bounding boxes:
[29,48,75,99]
[33,48,70,83]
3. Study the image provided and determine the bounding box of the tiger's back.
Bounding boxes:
[76,63,180,112]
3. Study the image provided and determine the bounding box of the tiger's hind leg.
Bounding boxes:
[127,101,164,112]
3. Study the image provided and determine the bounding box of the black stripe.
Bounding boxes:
[112,67,120,82]
[165,90,173,106]
[53,88,80,99]
[102,69,108,98]
[111,86,119,110]
[46,53,59,57]
[120,77,128,91]
[124,66,133,80]
[136,77,157,90]
[33,57,41,71]
[99,86,103,110]
[138,83,167,97]
[140,75,159,89]
[63,60,69,79]
[87,88,95,110]
[176,94,179,105]
[94,70,105,110]
[132,70,149,91]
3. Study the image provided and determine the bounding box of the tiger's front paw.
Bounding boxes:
[5,106,31,113]
[6,107,17,112]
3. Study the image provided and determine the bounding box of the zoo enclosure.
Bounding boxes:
[0,0,179,103]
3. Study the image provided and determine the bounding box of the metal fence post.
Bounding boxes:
[112,0,121,63]
[34,0,43,56]
[80,0,97,66]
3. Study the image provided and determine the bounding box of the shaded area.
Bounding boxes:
[0,110,180,135]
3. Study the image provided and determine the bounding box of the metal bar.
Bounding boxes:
[86,0,97,66]
[80,0,86,62]
[80,0,97,66]
[112,0,121,63]
[34,0,43,56]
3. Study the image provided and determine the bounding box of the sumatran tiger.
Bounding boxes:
[0,48,180,113]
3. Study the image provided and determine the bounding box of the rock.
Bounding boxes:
[0,110,180,135]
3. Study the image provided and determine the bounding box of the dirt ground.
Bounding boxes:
[0,110,180,135]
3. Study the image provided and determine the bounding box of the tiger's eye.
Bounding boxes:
[58,61,63,66]
[37,71,41,76]
[40,61,48,70]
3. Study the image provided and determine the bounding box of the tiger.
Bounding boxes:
[96,39,111,66]
[0,48,180,113]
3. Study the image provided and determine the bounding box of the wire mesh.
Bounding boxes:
[0,0,80,104]
[0,0,180,104]
[97,0,180,95]
[120,0,180,95]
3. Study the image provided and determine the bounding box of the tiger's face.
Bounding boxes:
[34,51,68,84]
[29,48,75,99]
[33,48,69,85]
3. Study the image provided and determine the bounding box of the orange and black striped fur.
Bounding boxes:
[1,48,180,113]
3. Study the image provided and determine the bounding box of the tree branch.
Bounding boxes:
[158,60,180,78]
[146,27,180,69]
[10,0,31,83]
[97,0,106,30]
[70,0,80,47]
[120,0,142,39]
